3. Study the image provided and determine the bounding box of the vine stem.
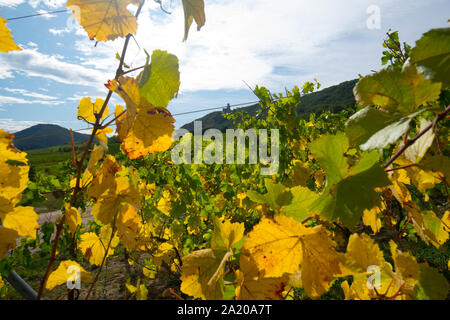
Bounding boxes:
[384,105,450,169]
[36,0,146,300]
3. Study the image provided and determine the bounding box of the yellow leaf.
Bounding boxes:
[66,0,138,42]
[362,202,384,234]
[343,233,385,272]
[0,227,18,259]
[157,196,171,216]
[95,126,113,145]
[211,215,245,251]
[242,215,304,278]
[180,248,230,299]
[79,225,119,266]
[0,14,21,52]
[235,254,288,300]
[242,215,343,298]
[88,155,121,200]
[87,144,106,174]
[116,204,141,251]
[64,204,81,235]
[182,0,206,41]
[46,260,92,290]
[0,206,38,239]
[121,107,175,160]
[77,97,108,123]
[109,76,175,159]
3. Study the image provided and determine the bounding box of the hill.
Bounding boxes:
[13,124,91,151]
[181,79,358,133]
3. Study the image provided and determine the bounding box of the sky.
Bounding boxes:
[0,0,449,133]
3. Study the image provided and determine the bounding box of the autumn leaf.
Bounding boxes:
[77,97,109,123]
[180,248,229,299]
[210,215,245,251]
[109,76,176,159]
[79,225,119,266]
[0,206,38,239]
[66,0,138,42]
[115,203,141,251]
[0,14,21,52]
[0,227,18,259]
[242,215,343,298]
[180,216,242,299]
[64,204,82,235]
[235,254,288,300]
[121,107,175,160]
[46,260,92,290]
[182,0,205,41]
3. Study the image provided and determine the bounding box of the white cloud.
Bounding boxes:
[0,118,54,132]
[75,0,444,92]
[0,48,110,87]
[28,0,66,9]
[26,41,38,47]
[49,27,71,35]
[0,0,24,7]
[37,9,57,19]
[0,95,64,106]
[3,88,57,100]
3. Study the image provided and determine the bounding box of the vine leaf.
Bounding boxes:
[0,206,38,239]
[182,0,206,41]
[247,179,292,212]
[280,186,319,222]
[121,107,175,160]
[138,50,181,108]
[309,133,389,228]
[66,0,139,42]
[242,215,343,298]
[410,28,450,89]
[64,204,82,235]
[354,65,441,115]
[46,260,92,290]
[180,217,244,299]
[0,14,21,52]
[108,76,176,160]
[77,97,109,123]
[235,254,288,300]
[0,227,18,259]
[79,225,119,266]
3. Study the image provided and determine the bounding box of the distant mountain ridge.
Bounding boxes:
[181,79,358,133]
[13,124,91,151]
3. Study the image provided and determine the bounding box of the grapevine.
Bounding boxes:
[0,1,449,301]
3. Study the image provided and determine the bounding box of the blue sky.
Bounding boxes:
[0,0,449,133]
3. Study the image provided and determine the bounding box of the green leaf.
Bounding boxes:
[345,106,398,147]
[410,28,450,88]
[247,179,292,211]
[308,133,349,185]
[354,65,442,115]
[360,117,411,151]
[310,151,389,229]
[281,186,319,222]
[138,50,180,108]
[416,263,450,300]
